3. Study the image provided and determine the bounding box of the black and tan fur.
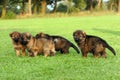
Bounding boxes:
[73,30,116,58]
[9,31,26,56]
[36,32,80,54]
[21,32,56,57]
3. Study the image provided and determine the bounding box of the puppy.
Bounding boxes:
[73,30,116,58]
[36,32,80,54]
[21,32,56,57]
[9,31,26,56]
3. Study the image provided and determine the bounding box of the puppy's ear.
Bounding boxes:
[28,35,31,39]
[82,31,86,35]
[27,34,32,39]
[23,32,32,39]
[73,30,78,36]
[36,32,43,38]
[35,34,40,39]
[9,33,13,37]
[82,31,86,37]
[40,33,44,37]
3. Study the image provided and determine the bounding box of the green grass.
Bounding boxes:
[0,15,120,80]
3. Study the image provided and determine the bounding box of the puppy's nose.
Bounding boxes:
[75,38,79,42]
[14,38,19,42]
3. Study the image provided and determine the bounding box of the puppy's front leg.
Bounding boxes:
[15,49,20,56]
[22,48,26,56]
[44,50,50,57]
[34,52,38,57]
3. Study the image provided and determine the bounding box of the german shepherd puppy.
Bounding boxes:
[9,31,26,56]
[36,32,80,54]
[73,30,116,58]
[21,32,56,57]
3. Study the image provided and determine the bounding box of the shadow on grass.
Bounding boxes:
[93,28,120,36]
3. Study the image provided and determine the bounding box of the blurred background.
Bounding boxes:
[0,0,120,19]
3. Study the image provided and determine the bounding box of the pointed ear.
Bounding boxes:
[9,33,12,37]
[41,33,44,37]
[36,32,43,39]
[38,32,43,37]
[28,35,32,39]
[27,33,32,39]
[35,34,39,39]
[23,32,31,39]
[82,31,86,37]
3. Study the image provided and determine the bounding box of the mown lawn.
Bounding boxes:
[0,15,120,80]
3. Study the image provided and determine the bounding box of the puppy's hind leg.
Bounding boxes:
[93,51,99,58]
[101,50,107,58]
[62,48,69,54]
[81,51,88,57]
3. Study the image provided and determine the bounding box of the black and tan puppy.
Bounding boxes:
[9,31,26,56]
[73,30,116,58]
[21,32,56,57]
[36,32,80,54]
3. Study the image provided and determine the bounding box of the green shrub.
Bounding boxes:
[3,11,16,19]
[69,7,80,13]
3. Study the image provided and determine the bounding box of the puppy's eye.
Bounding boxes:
[80,36,83,38]
[12,36,15,38]
[74,36,77,38]
[27,36,31,39]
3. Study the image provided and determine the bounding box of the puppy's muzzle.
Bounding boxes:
[13,38,19,42]
[21,41,28,45]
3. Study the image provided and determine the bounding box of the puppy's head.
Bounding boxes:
[35,32,50,39]
[20,32,32,45]
[73,30,86,43]
[9,31,21,43]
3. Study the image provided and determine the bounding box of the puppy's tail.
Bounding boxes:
[102,40,116,56]
[106,44,116,56]
[69,42,80,54]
